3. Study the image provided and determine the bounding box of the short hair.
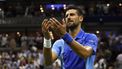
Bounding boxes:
[65,5,83,16]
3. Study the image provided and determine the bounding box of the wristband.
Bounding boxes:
[43,38,51,48]
[62,33,73,44]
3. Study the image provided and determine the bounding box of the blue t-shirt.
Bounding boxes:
[52,29,98,69]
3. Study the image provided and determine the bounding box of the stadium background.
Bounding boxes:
[0,0,121,69]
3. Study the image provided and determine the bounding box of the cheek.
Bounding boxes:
[72,16,78,20]
[76,18,80,22]
[65,18,68,21]
[73,18,78,22]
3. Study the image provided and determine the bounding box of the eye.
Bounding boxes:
[70,13,75,16]
[65,14,68,18]
[65,13,75,18]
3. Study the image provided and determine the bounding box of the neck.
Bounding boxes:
[69,24,81,38]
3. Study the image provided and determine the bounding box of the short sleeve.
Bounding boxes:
[84,34,98,55]
[52,39,64,57]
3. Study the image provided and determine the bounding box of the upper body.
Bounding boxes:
[42,5,98,69]
[52,29,98,69]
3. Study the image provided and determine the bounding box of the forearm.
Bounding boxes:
[43,48,53,66]
[43,37,53,66]
[69,40,92,59]
[62,33,92,59]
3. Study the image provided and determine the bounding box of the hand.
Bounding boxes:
[42,19,52,39]
[49,18,67,38]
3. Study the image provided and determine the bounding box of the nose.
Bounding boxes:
[68,18,71,21]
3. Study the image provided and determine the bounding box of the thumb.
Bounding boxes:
[61,18,65,25]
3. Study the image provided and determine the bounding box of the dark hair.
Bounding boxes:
[65,5,83,16]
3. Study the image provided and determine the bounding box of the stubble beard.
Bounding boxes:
[66,22,79,32]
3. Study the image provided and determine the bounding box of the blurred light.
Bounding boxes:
[63,4,66,9]
[0,8,1,11]
[17,32,20,35]
[41,9,44,12]
[40,5,44,12]
[51,5,54,8]
[96,30,100,34]
[99,18,103,22]
[52,7,55,10]
[40,7,43,10]
[6,34,8,37]
[46,4,64,11]
[17,32,21,36]
[107,3,110,7]
[119,3,122,6]
[51,5,55,10]
[40,7,44,12]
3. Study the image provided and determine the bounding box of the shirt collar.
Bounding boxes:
[74,28,85,40]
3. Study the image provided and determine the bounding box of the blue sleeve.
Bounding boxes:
[52,39,64,57]
[84,34,98,55]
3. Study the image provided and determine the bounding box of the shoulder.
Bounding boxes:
[53,39,65,45]
[85,33,98,40]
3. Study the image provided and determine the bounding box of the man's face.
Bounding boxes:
[65,9,83,28]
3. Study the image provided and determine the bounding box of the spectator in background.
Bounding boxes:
[39,50,44,69]
[116,53,122,69]
[27,34,35,48]
[108,32,116,47]
[1,34,8,47]
[8,33,16,48]
[35,32,43,49]
[15,2,24,16]
[21,33,28,47]
[103,4,109,15]
[0,8,4,19]
[53,58,61,69]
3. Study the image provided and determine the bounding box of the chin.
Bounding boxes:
[68,24,79,30]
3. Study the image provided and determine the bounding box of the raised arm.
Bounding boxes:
[42,19,57,66]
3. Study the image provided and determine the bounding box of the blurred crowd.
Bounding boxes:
[0,31,121,69]
[95,32,122,69]
[0,47,44,69]
[0,32,61,69]
[0,2,121,19]
[0,32,43,49]
[0,1,121,69]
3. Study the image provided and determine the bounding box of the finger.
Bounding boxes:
[42,19,50,32]
[42,19,48,27]
[49,21,54,29]
[42,19,48,30]
[62,18,65,25]
[42,23,50,35]
[49,19,58,33]
[52,18,61,25]
[42,19,48,31]
[45,21,51,31]
[49,18,58,28]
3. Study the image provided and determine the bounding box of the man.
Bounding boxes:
[42,5,98,69]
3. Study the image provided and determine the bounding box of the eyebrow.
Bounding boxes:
[65,13,76,17]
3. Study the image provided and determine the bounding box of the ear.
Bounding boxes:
[79,16,83,22]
